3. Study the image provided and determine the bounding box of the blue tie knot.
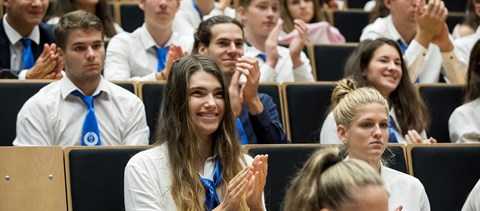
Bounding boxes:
[155,46,170,72]
[257,53,266,62]
[21,38,34,69]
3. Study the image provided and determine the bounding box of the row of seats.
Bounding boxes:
[1,143,479,211]
[0,80,463,145]
[106,3,464,42]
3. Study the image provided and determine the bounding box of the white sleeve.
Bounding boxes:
[292,52,315,82]
[448,106,480,143]
[122,99,150,145]
[13,97,54,146]
[462,180,480,211]
[440,50,467,84]
[320,112,343,144]
[104,35,157,81]
[259,64,277,82]
[124,157,165,211]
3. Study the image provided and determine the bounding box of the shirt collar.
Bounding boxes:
[243,43,283,60]
[139,24,177,50]
[60,76,111,100]
[384,15,407,45]
[3,14,40,45]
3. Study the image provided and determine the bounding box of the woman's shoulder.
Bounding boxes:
[127,144,169,167]
[383,166,424,188]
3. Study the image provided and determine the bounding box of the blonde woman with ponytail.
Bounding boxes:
[124,55,268,211]
[331,78,430,211]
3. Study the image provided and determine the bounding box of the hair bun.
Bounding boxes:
[332,78,357,107]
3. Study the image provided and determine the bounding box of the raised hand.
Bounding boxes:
[228,69,244,118]
[264,19,282,68]
[158,44,186,80]
[214,167,253,211]
[289,19,308,68]
[236,56,264,115]
[404,129,437,144]
[26,43,62,79]
[246,154,268,211]
[415,0,448,47]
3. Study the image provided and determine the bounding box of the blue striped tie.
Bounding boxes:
[257,53,266,62]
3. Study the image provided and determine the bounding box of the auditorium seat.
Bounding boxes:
[64,146,148,211]
[138,81,165,144]
[407,144,480,211]
[307,43,357,81]
[282,82,336,143]
[332,10,370,42]
[417,84,463,142]
[119,2,144,33]
[259,82,285,129]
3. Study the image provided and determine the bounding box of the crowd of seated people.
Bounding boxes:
[2,0,480,210]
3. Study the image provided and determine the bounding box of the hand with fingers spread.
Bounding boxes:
[264,19,282,69]
[26,43,62,79]
[157,44,187,80]
[214,167,253,211]
[289,19,308,68]
[246,154,268,211]
[415,0,448,47]
[228,69,244,118]
[405,129,437,144]
[236,56,264,115]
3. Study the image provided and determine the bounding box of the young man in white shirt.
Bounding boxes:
[14,11,149,146]
[361,0,467,84]
[104,0,189,81]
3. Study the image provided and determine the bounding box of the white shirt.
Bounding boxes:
[381,165,431,211]
[320,109,427,144]
[360,15,467,84]
[104,24,193,81]
[462,179,480,211]
[47,17,125,34]
[454,26,480,64]
[13,76,149,147]
[124,144,262,210]
[3,15,40,80]
[244,44,314,82]
[172,0,236,36]
[449,98,480,143]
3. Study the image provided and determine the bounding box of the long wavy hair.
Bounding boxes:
[283,148,384,210]
[46,0,117,37]
[462,0,480,33]
[343,38,429,134]
[464,40,480,103]
[155,55,247,211]
[280,0,326,33]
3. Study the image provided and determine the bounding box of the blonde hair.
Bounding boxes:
[283,148,384,210]
[332,78,389,127]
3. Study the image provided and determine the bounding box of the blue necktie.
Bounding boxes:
[155,46,169,72]
[199,159,222,210]
[257,53,266,62]
[72,90,102,146]
[397,39,420,83]
[397,39,408,53]
[388,115,398,143]
[236,118,249,145]
[192,0,203,20]
[21,38,34,69]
